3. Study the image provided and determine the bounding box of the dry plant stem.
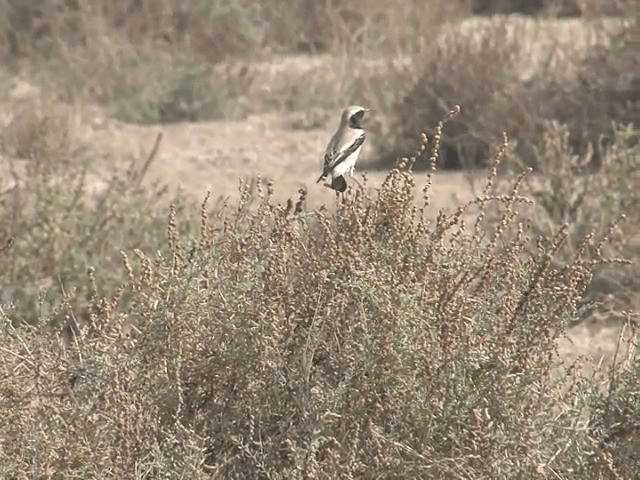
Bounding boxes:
[198,190,213,252]
[0,237,14,255]
[422,105,460,208]
[474,132,509,240]
[131,131,163,189]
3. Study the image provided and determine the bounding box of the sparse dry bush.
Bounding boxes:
[295,0,468,54]
[587,341,640,479]
[1,111,637,478]
[390,16,635,169]
[0,94,75,160]
[0,1,270,122]
[509,123,638,319]
[0,103,172,325]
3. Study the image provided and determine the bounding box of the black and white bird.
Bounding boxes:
[317,105,370,193]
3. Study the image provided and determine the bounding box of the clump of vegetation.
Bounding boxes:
[1,107,637,478]
[0,1,637,476]
[0,0,467,123]
[0,98,172,324]
[492,123,639,317]
[389,16,636,169]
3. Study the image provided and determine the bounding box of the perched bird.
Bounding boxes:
[317,105,370,193]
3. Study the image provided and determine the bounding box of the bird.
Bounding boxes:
[317,105,370,193]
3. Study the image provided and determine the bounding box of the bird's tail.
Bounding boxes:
[330,175,347,193]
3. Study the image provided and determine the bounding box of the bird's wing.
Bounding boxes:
[317,131,366,181]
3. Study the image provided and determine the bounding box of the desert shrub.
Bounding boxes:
[293,0,468,55]
[11,32,242,123]
[587,342,640,479]
[0,1,262,122]
[584,322,640,480]
[0,0,468,61]
[0,0,262,63]
[389,16,635,169]
[1,112,636,478]
[102,48,244,124]
[491,123,639,315]
[0,101,174,325]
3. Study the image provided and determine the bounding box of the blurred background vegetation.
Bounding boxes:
[0,0,635,130]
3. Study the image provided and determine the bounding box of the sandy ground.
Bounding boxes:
[74,107,478,213]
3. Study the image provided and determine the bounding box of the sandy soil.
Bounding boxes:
[77,107,478,213]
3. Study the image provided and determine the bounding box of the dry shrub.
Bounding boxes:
[587,336,640,479]
[211,54,416,123]
[0,94,75,160]
[0,0,263,63]
[1,111,637,478]
[389,16,635,169]
[0,100,171,325]
[0,0,468,61]
[493,123,639,316]
[0,1,262,123]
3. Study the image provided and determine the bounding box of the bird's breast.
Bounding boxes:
[332,146,362,177]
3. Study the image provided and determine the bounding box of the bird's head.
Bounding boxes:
[344,105,370,129]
